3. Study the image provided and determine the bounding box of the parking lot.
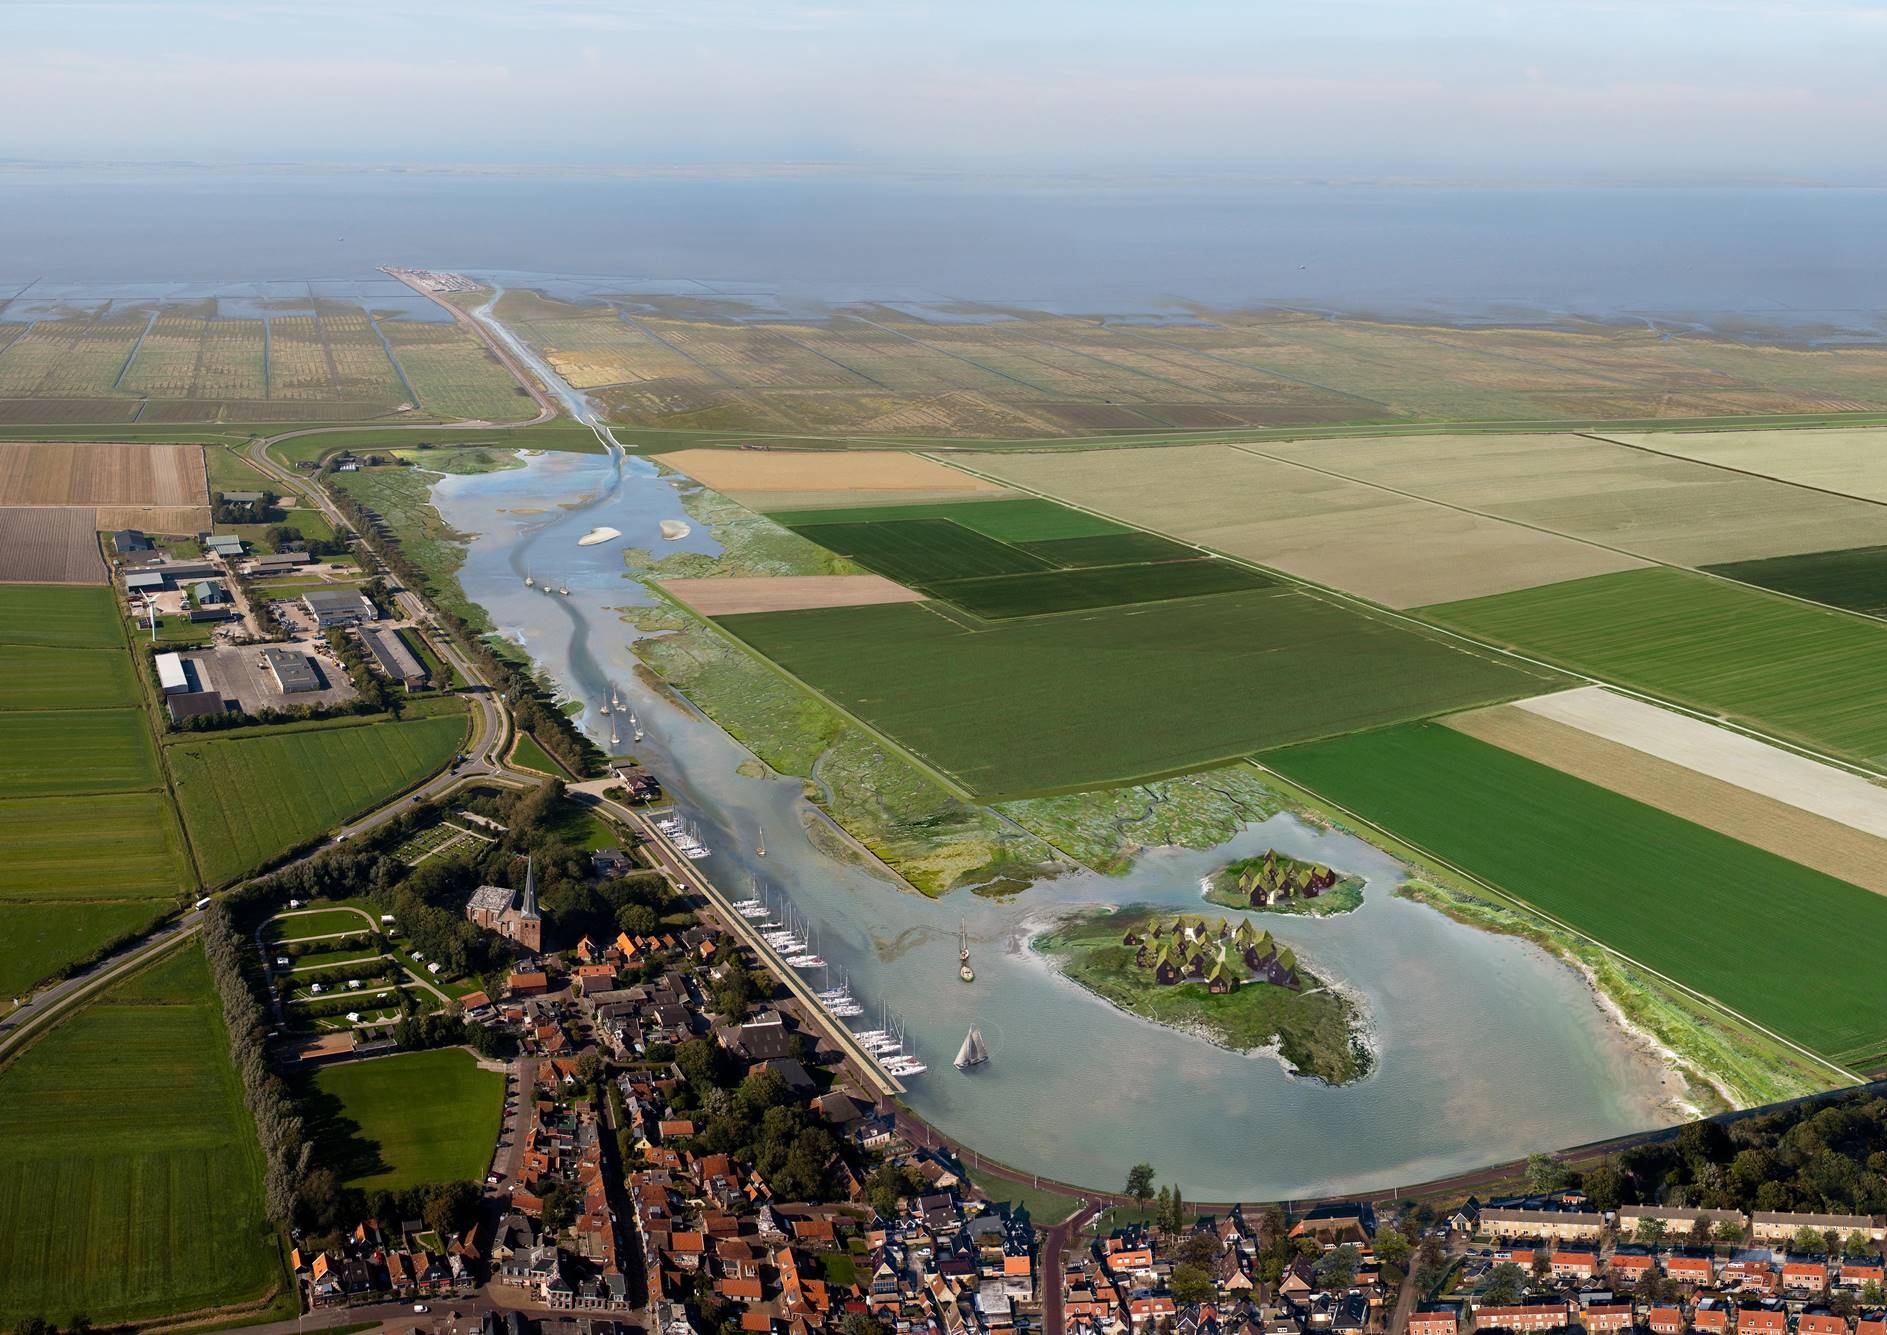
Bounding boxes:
[183,638,357,712]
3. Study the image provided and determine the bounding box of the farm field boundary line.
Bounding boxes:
[1248,756,1859,1091]
[933,451,1887,793]
[1581,429,1887,515]
[594,409,1887,456]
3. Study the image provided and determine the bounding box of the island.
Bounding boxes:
[1034,907,1372,1084]
[1202,847,1364,917]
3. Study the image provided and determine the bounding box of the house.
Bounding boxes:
[1753,1215,1885,1245]
[467,857,543,951]
[1291,1202,1374,1245]
[508,971,550,998]
[1549,1250,1598,1280]
[1618,1206,1747,1239]
[1785,1262,1831,1294]
[1472,1300,1572,1331]
[1648,1307,1685,1334]
[1409,1308,1458,1335]
[1478,1208,1604,1242]
[1692,1299,1730,1333]
[1665,1255,1715,1285]
[1801,1313,1851,1335]
[1581,1303,1633,1333]
[1609,1252,1654,1285]
[1737,1307,1788,1335]
[304,588,375,627]
[1842,1262,1886,1289]
[1724,1260,1777,1293]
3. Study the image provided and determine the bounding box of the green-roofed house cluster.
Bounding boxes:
[1121,915,1301,995]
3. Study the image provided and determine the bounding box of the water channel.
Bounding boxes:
[428,441,1680,1200]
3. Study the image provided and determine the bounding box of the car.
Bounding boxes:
[413,1304,430,1314]
[487,1173,501,1184]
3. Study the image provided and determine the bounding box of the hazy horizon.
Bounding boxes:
[3,1,1886,182]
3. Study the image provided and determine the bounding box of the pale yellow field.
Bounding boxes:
[655,448,1011,508]
[1263,433,1887,565]
[959,444,1644,607]
[658,574,927,616]
[0,442,206,507]
[93,504,212,534]
[1447,700,1887,897]
[1601,428,1887,505]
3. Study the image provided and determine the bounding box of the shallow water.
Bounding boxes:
[431,448,1680,1199]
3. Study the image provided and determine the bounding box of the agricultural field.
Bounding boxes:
[379,319,535,420]
[0,581,192,998]
[305,1048,504,1189]
[1604,427,1887,503]
[715,585,1553,797]
[496,292,1887,437]
[0,944,283,1326]
[654,446,1011,510]
[0,441,206,506]
[1261,721,1887,1066]
[1422,567,1887,767]
[168,710,468,884]
[659,573,926,616]
[961,444,1645,607]
[1704,545,1887,617]
[1446,698,1887,895]
[1260,433,1887,566]
[0,506,104,582]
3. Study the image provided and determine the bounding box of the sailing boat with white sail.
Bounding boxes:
[954,1026,988,1071]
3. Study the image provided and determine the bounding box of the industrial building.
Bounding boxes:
[166,689,225,723]
[204,534,244,558]
[360,625,427,684]
[113,529,153,555]
[250,551,313,574]
[262,646,321,694]
[303,588,375,627]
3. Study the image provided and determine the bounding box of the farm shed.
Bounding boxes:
[113,529,152,554]
[361,626,426,684]
[205,534,244,557]
[155,651,189,695]
[167,689,226,723]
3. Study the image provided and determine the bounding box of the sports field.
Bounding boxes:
[715,586,1553,796]
[1704,545,1887,617]
[1422,567,1887,767]
[961,444,1645,607]
[307,1048,504,1189]
[0,944,282,1325]
[1262,721,1887,1064]
[170,711,467,884]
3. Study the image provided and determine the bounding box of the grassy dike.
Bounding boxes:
[1250,762,1838,1112]
[1032,905,1372,1085]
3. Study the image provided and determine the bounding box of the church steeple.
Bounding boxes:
[519,855,539,920]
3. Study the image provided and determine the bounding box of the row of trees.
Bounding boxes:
[324,484,603,777]
[202,905,312,1226]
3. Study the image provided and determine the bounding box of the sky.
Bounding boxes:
[2,0,1885,181]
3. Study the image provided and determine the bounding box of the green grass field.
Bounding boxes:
[0,900,168,999]
[1704,545,1887,618]
[768,496,1131,539]
[306,1048,503,1189]
[509,729,568,776]
[929,558,1273,619]
[0,644,139,710]
[267,906,377,942]
[170,711,467,884]
[1423,566,1887,767]
[793,517,1051,585]
[0,792,191,900]
[0,944,283,1325]
[1262,721,1887,1063]
[0,583,125,648]
[716,587,1553,797]
[0,708,162,796]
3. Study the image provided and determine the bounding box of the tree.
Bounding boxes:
[1526,1153,1570,1193]
[1482,1263,1525,1307]
[1582,1159,1625,1212]
[1635,1218,1668,1247]
[1375,1229,1413,1270]
[839,1314,884,1335]
[423,1181,479,1239]
[1796,1225,1829,1255]
[1166,1184,1187,1237]
[1715,1219,1746,1245]
[1316,1245,1361,1290]
[1847,1231,1876,1258]
[1862,1280,1884,1307]
[674,1037,734,1090]
[1126,1163,1157,1209]
[1170,1263,1215,1305]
